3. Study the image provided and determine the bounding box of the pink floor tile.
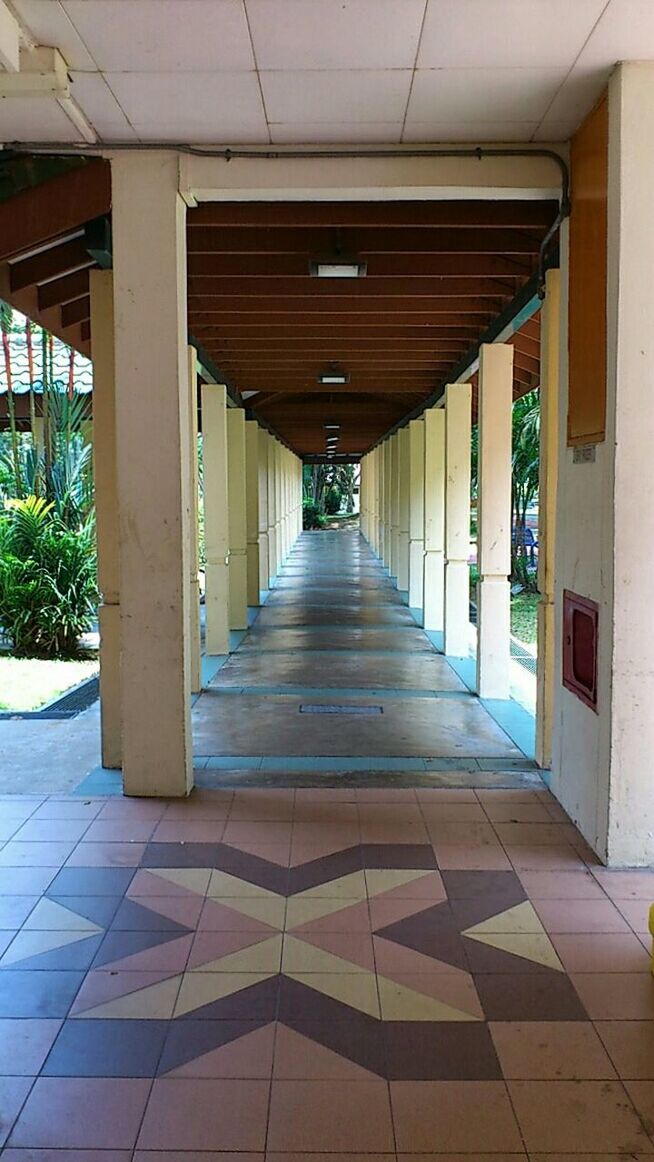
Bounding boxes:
[516,870,607,899]
[390,1080,524,1153]
[65,842,145,867]
[0,1077,33,1146]
[592,869,654,899]
[81,820,158,843]
[533,898,632,934]
[267,1080,394,1152]
[432,843,512,871]
[508,1079,653,1153]
[504,844,587,871]
[13,820,91,844]
[489,1020,617,1079]
[151,821,226,843]
[596,1021,654,1079]
[97,799,167,820]
[0,842,77,868]
[223,822,293,846]
[137,1079,269,1151]
[551,932,651,973]
[8,1078,150,1149]
[571,973,654,1019]
[614,897,652,934]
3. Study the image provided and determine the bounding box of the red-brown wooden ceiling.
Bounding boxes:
[0,163,549,452]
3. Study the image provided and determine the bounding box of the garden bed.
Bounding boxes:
[0,654,98,712]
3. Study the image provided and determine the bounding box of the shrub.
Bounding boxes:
[324,485,341,515]
[0,496,98,658]
[303,499,326,530]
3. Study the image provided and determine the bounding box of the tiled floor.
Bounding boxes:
[0,786,653,1157]
[1,530,653,1156]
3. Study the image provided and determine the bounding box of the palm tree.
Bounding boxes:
[1,303,24,498]
[511,390,540,590]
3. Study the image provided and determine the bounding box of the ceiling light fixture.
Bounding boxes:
[324,424,340,431]
[317,367,349,386]
[309,258,367,278]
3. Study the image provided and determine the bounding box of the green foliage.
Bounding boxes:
[303,499,326,530]
[511,390,540,591]
[324,484,342,515]
[0,496,98,658]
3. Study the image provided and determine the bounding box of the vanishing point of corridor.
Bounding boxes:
[0,530,653,1155]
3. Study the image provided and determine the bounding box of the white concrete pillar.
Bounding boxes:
[90,268,121,770]
[187,347,201,694]
[408,419,425,615]
[375,446,383,557]
[112,152,192,796]
[202,383,230,656]
[383,439,392,570]
[536,268,560,769]
[423,408,446,632]
[227,408,248,630]
[390,434,400,580]
[444,382,472,657]
[397,426,410,593]
[275,441,283,568]
[267,435,277,586]
[245,419,261,607]
[476,343,513,699]
[257,428,269,596]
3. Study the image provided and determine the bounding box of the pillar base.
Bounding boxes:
[229,551,248,631]
[205,560,230,654]
[408,538,424,611]
[444,560,470,657]
[424,549,445,632]
[476,575,511,699]
[98,602,121,770]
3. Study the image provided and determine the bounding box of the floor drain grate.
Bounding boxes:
[299,704,383,715]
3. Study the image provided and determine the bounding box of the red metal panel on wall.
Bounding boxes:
[562,590,599,712]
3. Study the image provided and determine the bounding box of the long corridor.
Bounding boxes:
[193,529,528,773]
[1,533,654,1155]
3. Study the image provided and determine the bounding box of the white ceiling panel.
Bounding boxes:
[269,121,405,144]
[10,0,96,68]
[402,120,539,143]
[61,0,255,72]
[0,96,80,142]
[69,71,138,140]
[246,0,427,70]
[407,67,568,124]
[105,70,268,141]
[261,69,412,123]
[575,0,654,69]
[418,0,607,69]
[535,68,610,136]
[532,120,580,142]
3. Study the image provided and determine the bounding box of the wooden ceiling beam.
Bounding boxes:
[61,295,90,328]
[0,161,111,263]
[188,276,517,298]
[192,319,486,335]
[186,227,542,256]
[38,268,89,311]
[246,382,441,394]
[9,236,93,292]
[187,253,533,278]
[189,296,503,315]
[188,201,558,229]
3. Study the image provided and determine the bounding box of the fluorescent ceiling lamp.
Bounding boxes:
[309,259,367,278]
[317,370,349,385]
[324,424,340,430]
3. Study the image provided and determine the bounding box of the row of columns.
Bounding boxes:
[360,353,513,701]
[89,151,302,798]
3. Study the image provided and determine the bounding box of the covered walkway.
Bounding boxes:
[193,529,528,774]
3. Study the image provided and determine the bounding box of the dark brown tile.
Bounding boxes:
[384,1020,502,1080]
[475,972,590,1021]
[42,1018,169,1076]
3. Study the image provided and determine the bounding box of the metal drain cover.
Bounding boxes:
[299,704,383,715]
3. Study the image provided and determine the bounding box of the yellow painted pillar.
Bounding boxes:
[202,383,230,656]
[408,418,425,617]
[275,441,283,569]
[187,347,201,694]
[267,434,277,586]
[444,382,472,657]
[227,408,248,630]
[383,439,392,570]
[112,152,192,796]
[245,419,261,607]
[536,269,560,767]
[257,427,270,596]
[476,344,513,699]
[423,408,446,632]
[89,268,121,770]
[390,434,400,581]
[397,426,410,593]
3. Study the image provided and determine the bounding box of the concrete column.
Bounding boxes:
[408,419,425,616]
[536,268,560,769]
[89,268,121,770]
[267,435,277,586]
[383,439,392,570]
[423,409,446,632]
[187,347,201,694]
[275,441,283,568]
[245,419,261,607]
[476,343,513,699]
[112,152,192,796]
[444,382,472,657]
[397,426,410,594]
[375,446,383,557]
[257,427,269,597]
[227,408,248,630]
[202,383,230,656]
[390,435,400,581]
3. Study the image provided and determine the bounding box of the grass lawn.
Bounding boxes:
[511,592,539,646]
[0,655,98,712]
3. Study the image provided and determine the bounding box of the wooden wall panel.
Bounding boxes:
[568,93,608,445]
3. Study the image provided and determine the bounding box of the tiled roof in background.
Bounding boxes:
[0,309,92,396]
